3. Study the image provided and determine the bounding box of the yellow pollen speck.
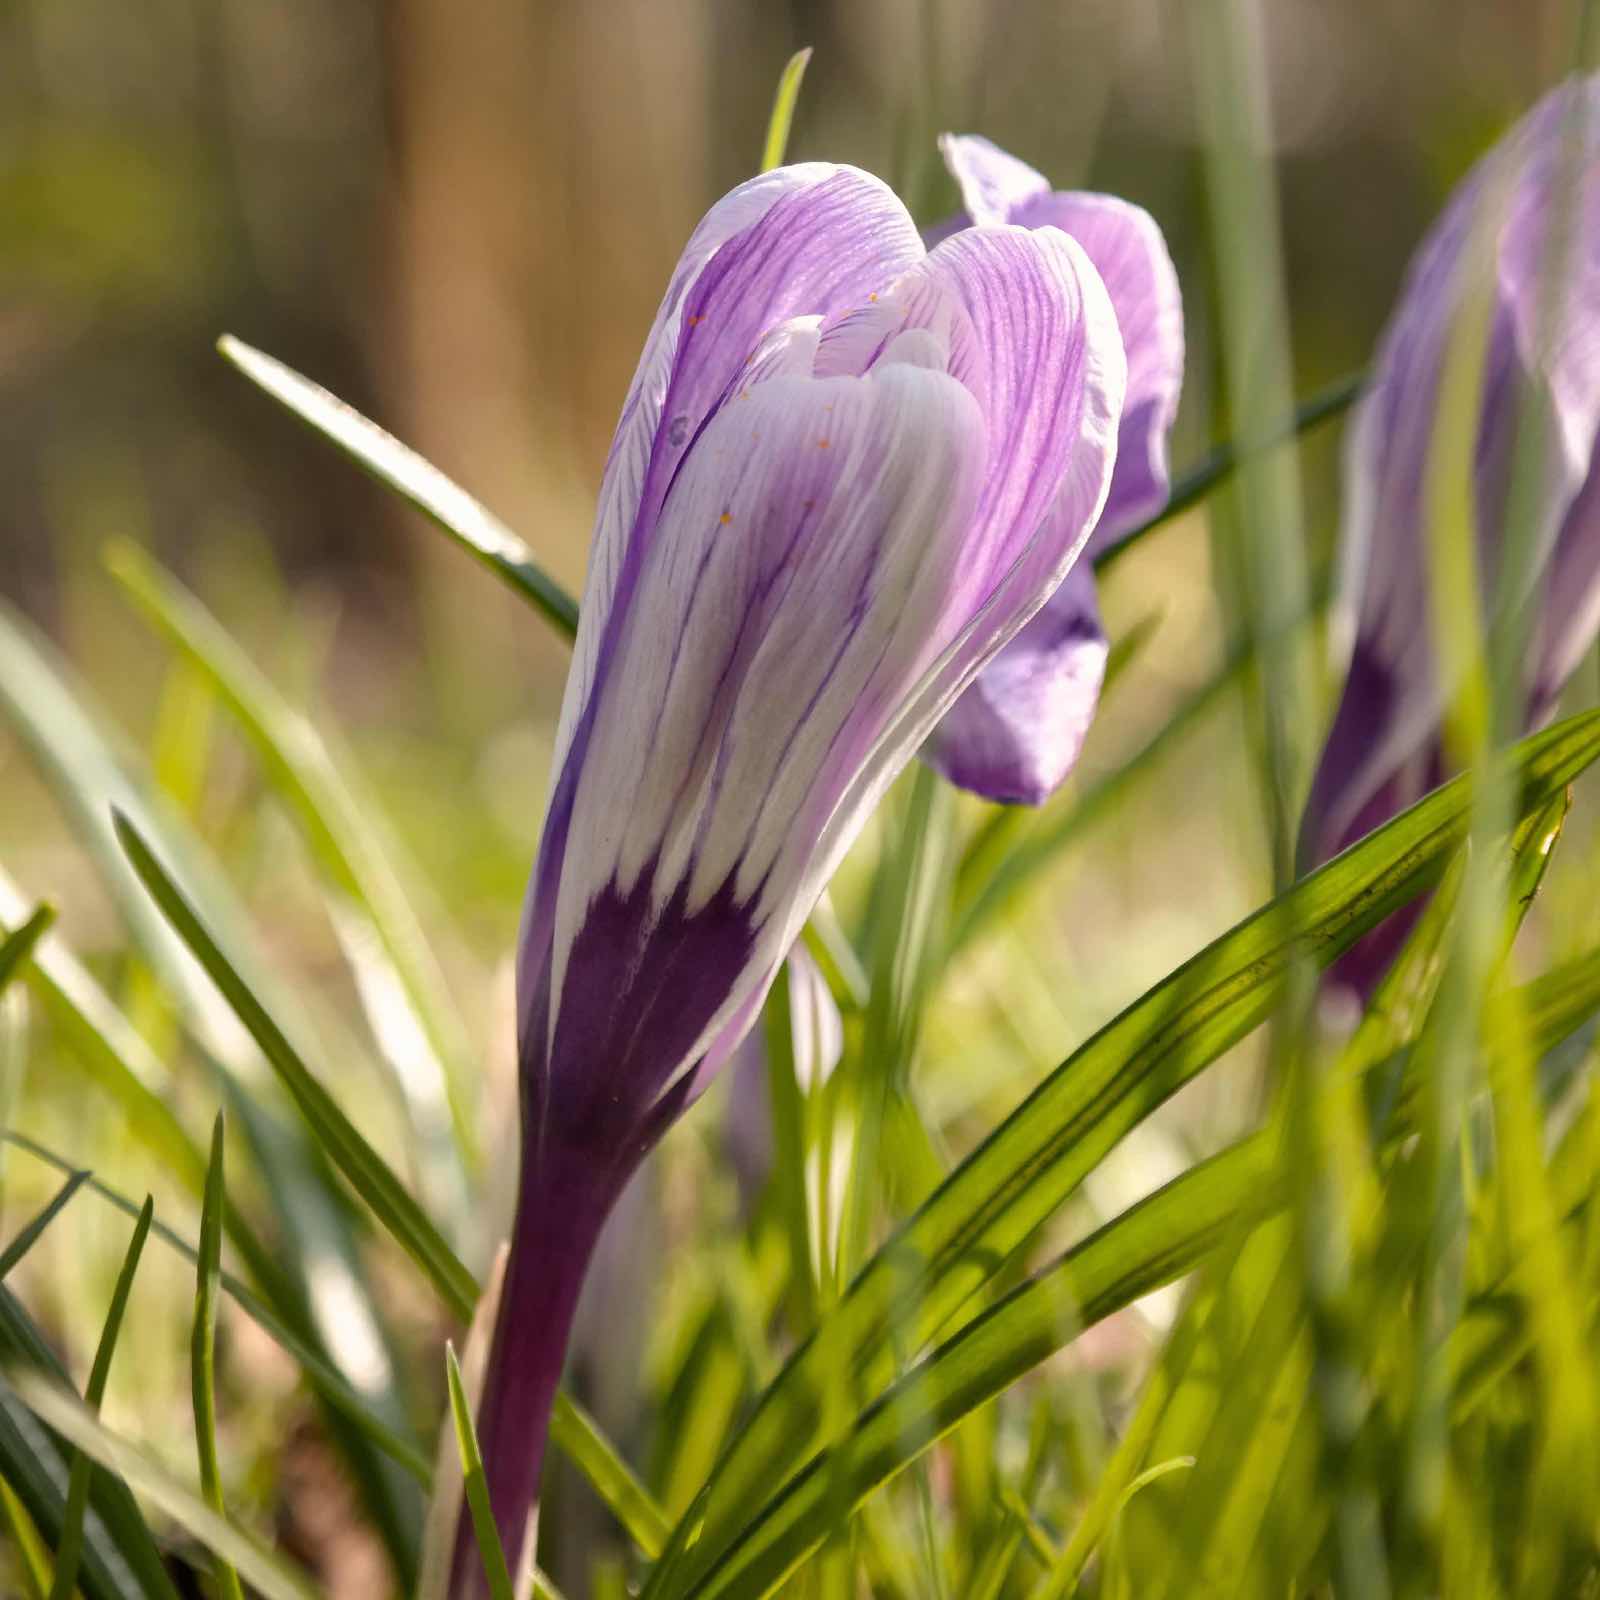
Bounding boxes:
[688,314,704,327]
[868,292,878,302]
[817,438,830,449]
[719,512,732,525]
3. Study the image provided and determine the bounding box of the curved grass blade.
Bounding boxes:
[0,1276,181,1600]
[0,1168,93,1281]
[0,875,426,1585]
[948,628,1256,959]
[50,1196,154,1600]
[3,1129,433,1485]
[217,348,1354,653]
[643,707,1600,1599]
[217,336,579,638]
[0,871,206,1193]
[191,1116,245,1600]
[446,1343,516,1600]
[1092,370,1362,578]
[0,906,54,996]
[7,1369,321,1600]
[0,1475,51,1599]
[0,1388,146,1600]
[674,1137,1277,1599]
[0,1142,670,1558]
[0,611,425,1577]
[550,1393,671,1560]
[113,810,479,1321]
[679,832,1598,1600]
[105,538,478,1209]
[760,48,813,171]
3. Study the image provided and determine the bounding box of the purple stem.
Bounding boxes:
[447,1142,619,1599]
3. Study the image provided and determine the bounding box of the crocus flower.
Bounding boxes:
[1300,75,1600,997]
[452,160,1126,1594]
[923,135,1185,804]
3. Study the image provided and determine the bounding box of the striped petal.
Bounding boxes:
[1303,74,1600,892]
[923,136,1180,803]
[533,348,986,1144]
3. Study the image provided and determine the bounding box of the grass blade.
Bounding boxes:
[0,1169,93,1281]
[2,1130,433,1485]
[8,1369,321,1600]
[446,1342,516,1600]
[49,1197,155,1600]
[642,706,1600,1600]
[0,1475,51,1599]
[217,335,1353,654]
[105,539,479,1212]
[217,336,579,637]
[760,48,813,171]
[1092,371,1362,579]
[550,1393,671,1560]
[191,1115,245,1600]
[113,809,480,1321]
[0,611,426,1580]
[0,1284,180,1600]
[673,1139,1274,1599]
[0,906,54,997]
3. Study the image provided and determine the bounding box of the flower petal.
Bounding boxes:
[1310,75,1600,881]
[537,353,987,1124]
[1010,192,1185,548]
[939,133,1051,226]
[553,165,925,792]
[920,562,1108,804]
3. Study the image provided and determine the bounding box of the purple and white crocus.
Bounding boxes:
[453,159,1127,1593]
[923,135,1185,804]
[1300,75,1600,997]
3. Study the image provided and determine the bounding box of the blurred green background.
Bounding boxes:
[1,1,1596,1592]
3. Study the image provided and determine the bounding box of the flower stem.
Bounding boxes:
[447,1145,616,1599]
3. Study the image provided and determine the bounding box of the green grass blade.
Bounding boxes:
[1092,371,1362,579]
[642,706,1600,1600]
[8,1369,321,1600]
[0,1285,181,1600]
[672,1138,1275,1599]
[0,612,427,1580]
[105,538,478,1212]
[446,1343,516,1600]
[49,1197,154,1600]
[0,1391,142,1600]
[2,1131,670,1552]
[760,47,813,170]
[0,870,206,1189]
[2,1130,433,1485]
[113,809,480,1320]
[0,1475,51,1599]
[0,1168,93,1281]
[217,336,579,637]
[550,1392,671,1559]
[191,1116,246,1600]
[947,627,1258,958]
[0,906,54,996]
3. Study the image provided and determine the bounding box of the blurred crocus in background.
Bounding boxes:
[922,134,1185,804]
[451,158,1127,1594]
[1300,74,1600,998]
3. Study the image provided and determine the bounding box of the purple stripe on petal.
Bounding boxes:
[1306,76,1600,1005]
[919,137,1184,806]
